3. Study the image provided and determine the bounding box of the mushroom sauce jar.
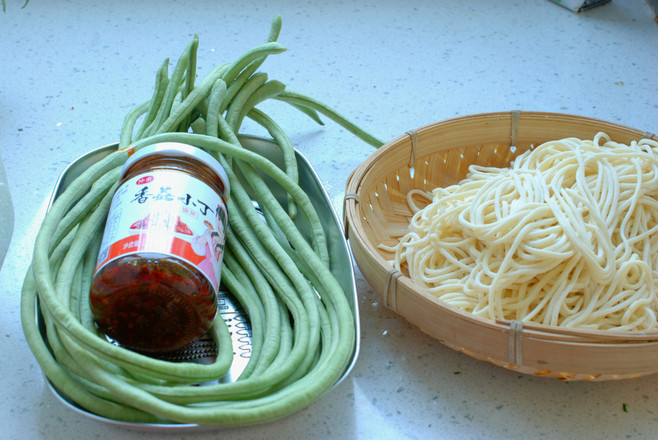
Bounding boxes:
[90,142,230,353]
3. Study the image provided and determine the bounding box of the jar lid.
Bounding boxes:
[121,142,230,197]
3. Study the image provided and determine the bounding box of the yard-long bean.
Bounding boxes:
[21,15,381,426]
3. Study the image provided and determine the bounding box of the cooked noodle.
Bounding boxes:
[385,133,658,330]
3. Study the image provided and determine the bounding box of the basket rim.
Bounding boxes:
[345,110,658,343]
[346,110,657,201]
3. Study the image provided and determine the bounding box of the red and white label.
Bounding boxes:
[95,169,228,293]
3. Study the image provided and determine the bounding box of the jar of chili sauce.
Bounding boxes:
[90,142,230,353]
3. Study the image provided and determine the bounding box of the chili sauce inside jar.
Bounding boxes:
[90,142,230,353]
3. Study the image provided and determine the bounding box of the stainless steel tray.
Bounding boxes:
[40,135,360,429]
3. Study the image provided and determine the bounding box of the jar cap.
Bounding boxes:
[121,142,230,197]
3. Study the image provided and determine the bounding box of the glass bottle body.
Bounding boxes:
[90,143,229,353]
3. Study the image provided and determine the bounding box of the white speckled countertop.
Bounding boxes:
[1,1,657,439]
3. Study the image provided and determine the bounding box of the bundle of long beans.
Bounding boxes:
[21,16,383,426]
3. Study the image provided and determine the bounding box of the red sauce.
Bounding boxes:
[90,254,217,353]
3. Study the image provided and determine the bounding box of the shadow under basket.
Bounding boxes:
[344,111,658,381]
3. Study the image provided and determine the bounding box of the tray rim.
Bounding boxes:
[38,134,361,429]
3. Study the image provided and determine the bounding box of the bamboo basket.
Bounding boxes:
[344,111,658,381]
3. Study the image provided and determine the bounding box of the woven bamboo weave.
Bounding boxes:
[344,111,658,381]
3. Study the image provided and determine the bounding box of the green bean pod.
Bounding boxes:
[21,15,381,426]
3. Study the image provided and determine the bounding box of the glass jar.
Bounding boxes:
[90,142,230,353]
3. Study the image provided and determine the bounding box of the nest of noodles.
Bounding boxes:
[344,111,658,381]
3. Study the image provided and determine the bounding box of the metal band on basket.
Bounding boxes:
[508,320,524,368]
[384,268,402,312]
[406,129,418,167]
[510,110,521,147]
[344,192,360,203]
[343,192,360,239]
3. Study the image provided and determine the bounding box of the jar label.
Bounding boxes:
[95,169,228,293]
